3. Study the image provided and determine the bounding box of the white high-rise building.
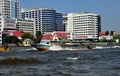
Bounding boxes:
[0,0,10,18]
[0,0,10,44]
[0,14,2,44]
[66,12,101,41]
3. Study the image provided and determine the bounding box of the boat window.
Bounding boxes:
[47,42,49,44]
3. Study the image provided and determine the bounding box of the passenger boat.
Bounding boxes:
[32,40,92,51]
[32,40,53,51]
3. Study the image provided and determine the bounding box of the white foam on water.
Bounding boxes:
[93,46,107,49]
[26,47,37,50]
[49,45,64,51]
[66,57,80,60]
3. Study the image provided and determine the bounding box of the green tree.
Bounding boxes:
[2,34,20,45]
[105,31,109,35]
[113,35,118,39]
[35,31,42,43]
[110,31,114,35]
[21,32,34,40]
[2,34,9,44]
[8,36,20,44]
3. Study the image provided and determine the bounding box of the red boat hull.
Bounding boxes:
[35,46,49,51]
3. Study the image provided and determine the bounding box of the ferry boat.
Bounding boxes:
[32,40,54,51]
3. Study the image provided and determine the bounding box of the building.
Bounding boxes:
[0,0,20,32]
[0,0,20,33]
[99,32,113,40]
[66,12,101,42]
[63,14,68,31]
[1,18,16,34]
[41,31,67,41]
[0,0,10,18]
[56,13,64,31]
[15,18,35,35]
[10,0,20,18]
[0,14,2,44]
[12,30,23,39]
[1,18,35,36]
[21,8,63,34]
[0,0,11,44]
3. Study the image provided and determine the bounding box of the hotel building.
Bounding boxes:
[66,12,101,42]
[21,8,64,34]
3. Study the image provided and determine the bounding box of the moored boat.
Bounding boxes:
[0,43,10,52]
[0,47,10,52]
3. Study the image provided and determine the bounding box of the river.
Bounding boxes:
[0,47,120,76]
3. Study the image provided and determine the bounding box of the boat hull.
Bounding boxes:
[0,47,10,52]
[35,46,49,51]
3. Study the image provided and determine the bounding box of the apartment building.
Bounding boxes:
[66,12,101,41]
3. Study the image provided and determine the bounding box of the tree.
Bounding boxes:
[35,31,42,43]
[21,32,34,40]
[8,36,20,44]
[105,31,109,35]
[110,31,114,35]
[113,35,118,39]
[2,34,20,45]
[2,34,9,44]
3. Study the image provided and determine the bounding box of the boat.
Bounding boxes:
[32,40,92,51]
[0,43,10,52]
[32,40,53,51]
[0,47,10,52]
[61,42,92,50]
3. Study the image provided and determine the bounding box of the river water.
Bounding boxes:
[0,47,120,76]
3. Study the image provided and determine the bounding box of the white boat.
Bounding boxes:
[33,40,63,51]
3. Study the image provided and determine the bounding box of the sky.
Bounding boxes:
[20,0,120,33]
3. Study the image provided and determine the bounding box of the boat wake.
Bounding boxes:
[49,45,64,51]
[93,45,120,49]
